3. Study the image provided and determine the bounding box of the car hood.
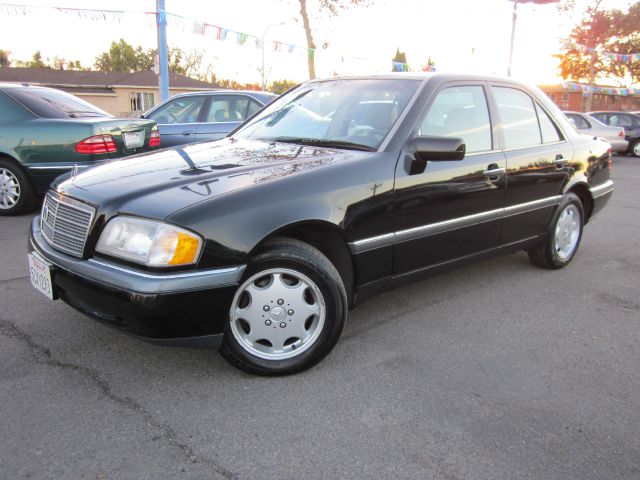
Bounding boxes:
[53,138,362,219]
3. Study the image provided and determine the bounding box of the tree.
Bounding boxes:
[392,48,407,71]
[297,0,371,80]
[558,1,640,88]
[94,39,150,73]
[269,79,299,95]
[0,50,9,67]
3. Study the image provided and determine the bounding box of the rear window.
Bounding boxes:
[4,87,110,119]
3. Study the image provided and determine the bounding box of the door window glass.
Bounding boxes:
[566,113,588,129]
[247,100,262,117]
[493,87,541,149]
[419,85,492,153]
[206,96,253,123]
[536,103,562,143]
[147,96,205,124]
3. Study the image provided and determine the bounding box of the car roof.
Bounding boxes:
[170,90,277,98]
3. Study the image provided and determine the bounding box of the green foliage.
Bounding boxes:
[14,50,48,69]
[392,48,407,64]
[0,49,9,67]
[268,79,298,95]
[558,1,640,86]
[94,39,150,72]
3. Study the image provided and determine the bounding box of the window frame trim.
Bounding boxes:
[409,80,497,155]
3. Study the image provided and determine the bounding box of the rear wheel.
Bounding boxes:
[630,140,640,157]
[0,159,35,216]
[528,193,584,269]
[220,238,347,375]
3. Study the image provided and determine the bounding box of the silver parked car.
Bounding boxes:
[564,111,628,153]
[141,90,277,147]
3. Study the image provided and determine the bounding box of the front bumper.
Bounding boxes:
[29,217,245,348]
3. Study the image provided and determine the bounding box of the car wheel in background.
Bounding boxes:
[220,238,347,375]
[630,140,640,157]
[0,159,35,216]
[528,193,584,269]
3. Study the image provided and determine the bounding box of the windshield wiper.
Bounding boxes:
[265,137,376,152]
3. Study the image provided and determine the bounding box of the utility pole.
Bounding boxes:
[261,22,285,91]
[156,0,169,102]
[507,0,518,77]
[585,49,597,112]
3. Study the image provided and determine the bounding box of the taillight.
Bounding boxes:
[618,130,625,137]
[75,134,117,154]
[149,127,160,148]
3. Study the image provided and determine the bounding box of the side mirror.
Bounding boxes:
[406,136,465,175]
[413,136,465,161]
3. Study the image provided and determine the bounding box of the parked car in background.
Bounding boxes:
[588,111,640,157]
[28,74,613,375]
[564,111,628,153]
[0,84,160,215]
[141,90,277,147]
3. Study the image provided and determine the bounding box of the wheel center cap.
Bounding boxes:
[269,306,286,322]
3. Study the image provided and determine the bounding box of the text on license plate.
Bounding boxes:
[123,131,145,148]
[28,252,55,300]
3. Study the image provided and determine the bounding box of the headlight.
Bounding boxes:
[95,216,203,267]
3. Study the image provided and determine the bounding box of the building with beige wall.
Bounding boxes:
[0,67,218,117]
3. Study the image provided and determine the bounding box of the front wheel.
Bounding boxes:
[528,193,584,269]
[220,238,347,375]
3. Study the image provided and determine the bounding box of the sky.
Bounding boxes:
[0,0,635,86]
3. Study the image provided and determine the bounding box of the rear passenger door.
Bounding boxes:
[490,85,573,245]
[196,95,264,142]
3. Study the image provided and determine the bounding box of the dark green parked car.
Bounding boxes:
[0,83,160,215]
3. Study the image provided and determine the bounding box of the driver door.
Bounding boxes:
[393,83,506,275]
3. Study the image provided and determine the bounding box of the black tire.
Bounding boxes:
[220,238,347,375]
[629,140,640,158]
[0,158,36,216]
[528,193,584,269]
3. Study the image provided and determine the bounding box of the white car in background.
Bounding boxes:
[564,111,628,153]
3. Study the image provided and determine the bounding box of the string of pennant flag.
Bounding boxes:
[561,39,640,63]
[0,2,316,58]
[563,82,640,96]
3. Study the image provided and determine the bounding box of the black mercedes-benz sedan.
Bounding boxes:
[28,73,614,375]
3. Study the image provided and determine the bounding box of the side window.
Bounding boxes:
[419,85,492,154]
[610,114,631,127]
[567,114,588,130]
[247,100,262,117]
[493,87,541,149]
[630,115,640,128]
[0,91,31,121]
[147,96,205,124]
[206,96,251,123]
[536,103,562,143]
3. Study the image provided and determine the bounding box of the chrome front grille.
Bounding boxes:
[41,192,95,258]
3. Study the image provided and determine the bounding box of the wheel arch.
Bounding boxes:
[566,182,593,223]
[250,220,356,308]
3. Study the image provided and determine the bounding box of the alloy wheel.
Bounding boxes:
[230,268,326,361]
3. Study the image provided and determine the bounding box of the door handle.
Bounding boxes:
[181,130,195,136]
[483,164,505,178]
[554,154,568,167]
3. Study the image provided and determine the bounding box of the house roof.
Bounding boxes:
[0,67,218,90]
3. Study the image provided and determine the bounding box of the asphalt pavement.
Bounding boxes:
[1,155,639,480]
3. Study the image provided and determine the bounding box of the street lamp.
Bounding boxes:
[507,0,559,77]
[261,22,285,91]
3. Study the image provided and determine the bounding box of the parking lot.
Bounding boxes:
[1,154,638,479]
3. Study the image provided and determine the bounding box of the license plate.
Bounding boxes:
[123,131,145,148]
[28,252,55,300]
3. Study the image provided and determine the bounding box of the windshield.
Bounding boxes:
[5,87,111,119]
[234,78,421,150]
